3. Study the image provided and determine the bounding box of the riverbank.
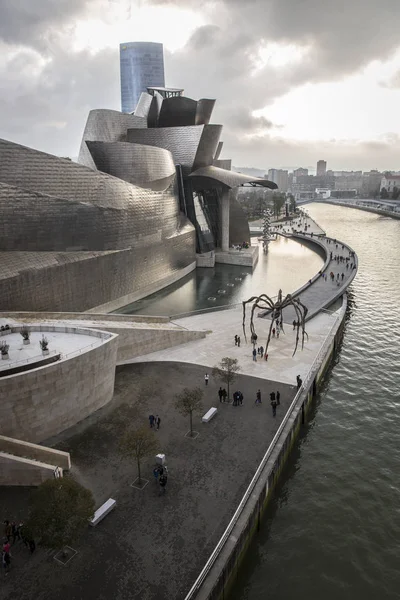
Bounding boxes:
[0,215,356,600]
[318,199,400,219]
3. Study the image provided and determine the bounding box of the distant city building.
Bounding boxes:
[293,167,308,177]
[380,174,400,194]
[335,175,363,194]
[120,42,165,113]
[316,160,327,177]
[362,170,382,197]
[267,169,289,192]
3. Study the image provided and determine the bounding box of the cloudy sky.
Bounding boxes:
[1,0,400,171]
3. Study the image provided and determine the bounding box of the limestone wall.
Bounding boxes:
[0,435,70,469]
[0,452,58,486]
[0,335,118,443]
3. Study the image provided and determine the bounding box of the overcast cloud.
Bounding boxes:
[0,0,400,170]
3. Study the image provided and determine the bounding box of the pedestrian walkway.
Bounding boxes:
[266,214,358,323]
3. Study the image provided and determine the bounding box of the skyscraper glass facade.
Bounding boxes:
[120,42,165,113]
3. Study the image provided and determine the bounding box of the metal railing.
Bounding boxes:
[183,308,343,600]
[0,339,103,372]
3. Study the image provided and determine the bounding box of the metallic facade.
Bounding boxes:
[0,75,278,312]
[120,42,165,113]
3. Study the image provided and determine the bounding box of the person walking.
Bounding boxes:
[276,327,280,339]
[260,345,264,358]
[292,319,296,330]
[159,473,167,494]
[252,347,257,362]
[234,335,238,346]
[255,389,262,404]
[2,542,11,575]
[271,397,277,417]
[155,415,161,430]
[296,375,302,389]
[239,391,243,406]
[3,521,11,543]
[237,336,241,347]
[264,352,268,362]
[222,388,227,402]
[276,390,280,406]
[11,522,20,544]
[218,387,223,402]
[272,327,276,337]
[204,373,209,386]
[149,414,155,429]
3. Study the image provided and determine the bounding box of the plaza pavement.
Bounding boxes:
[0,215,354,599]
[0,362,297,600]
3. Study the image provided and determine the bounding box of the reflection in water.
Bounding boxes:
[119,237,324,315]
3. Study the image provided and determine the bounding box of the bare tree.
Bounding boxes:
[212,357,241,402]
[175,387,204,437]
[119,426,158,484]
[28,477,95,554]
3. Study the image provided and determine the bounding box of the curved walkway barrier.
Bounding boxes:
[184,299,346,600]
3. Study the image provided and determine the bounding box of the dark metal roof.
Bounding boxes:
[189,166,278,190]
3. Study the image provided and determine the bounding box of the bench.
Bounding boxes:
[89,498,116,527]
[202,407,218,423]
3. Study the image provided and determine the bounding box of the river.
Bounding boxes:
[232,203,400,600]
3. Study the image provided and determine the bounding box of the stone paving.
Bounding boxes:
[124,305,339,385]
[0,363,296,600]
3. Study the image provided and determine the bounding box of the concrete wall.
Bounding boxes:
[0,435,70,469]
[0,334,118,443]
[0,452,58,486]
[108,327,206,363]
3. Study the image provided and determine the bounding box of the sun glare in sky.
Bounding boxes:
[72,5,202,54]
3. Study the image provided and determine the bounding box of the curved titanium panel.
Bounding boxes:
[229,196,250,245]
[189,165,278,190]
[157,96,198,128]
[214,141,223,161]
[127,125,205,174]
[193,125,223,171]
[86,141,176,191]
[213,159,232,170]
[78,109,147,169]
[195,99,216,125]
[134,92,153,119]
[0,139,192,251]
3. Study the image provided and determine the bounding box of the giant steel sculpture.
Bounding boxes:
[242,290,308,357]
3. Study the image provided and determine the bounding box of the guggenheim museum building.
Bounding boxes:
[0,47,276,313]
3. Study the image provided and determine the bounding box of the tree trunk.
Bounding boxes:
[137,458,141,483]
[190,410,193,436]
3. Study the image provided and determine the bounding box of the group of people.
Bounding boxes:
[234,335,241,347]
[255,389,281,416]
[3,519,36,575]
[218,387,228,402]
[153,464,168,494]
[148,414,161,430]
[232,390,244,406]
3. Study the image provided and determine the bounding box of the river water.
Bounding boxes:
[232,203,400,600]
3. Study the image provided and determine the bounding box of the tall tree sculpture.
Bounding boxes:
[242,290,308,357]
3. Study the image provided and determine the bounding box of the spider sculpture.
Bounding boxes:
[242,289,308,357]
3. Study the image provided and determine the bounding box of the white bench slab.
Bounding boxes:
[202,407,218,423]
[89,498,116,526]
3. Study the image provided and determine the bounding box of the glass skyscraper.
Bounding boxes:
[120,41,165,113]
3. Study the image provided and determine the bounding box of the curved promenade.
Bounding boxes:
[267,216,358,322]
